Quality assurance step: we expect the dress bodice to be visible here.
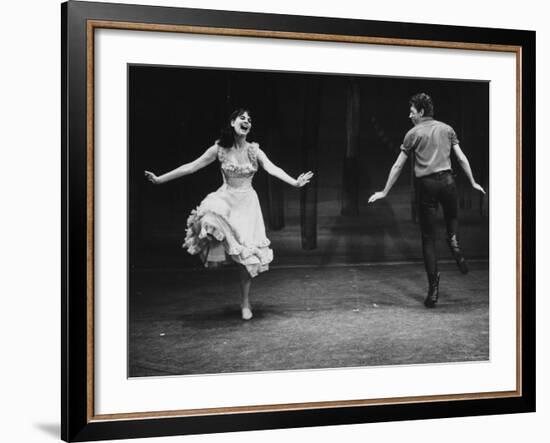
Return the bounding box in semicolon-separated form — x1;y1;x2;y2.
217;143;259;190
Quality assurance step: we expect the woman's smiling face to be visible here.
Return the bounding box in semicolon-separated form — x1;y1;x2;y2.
231;111;252;137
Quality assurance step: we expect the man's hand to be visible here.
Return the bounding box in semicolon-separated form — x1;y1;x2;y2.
472;183;486;194
368;191;387;203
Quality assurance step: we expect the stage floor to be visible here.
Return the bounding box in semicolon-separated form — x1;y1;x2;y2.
129;261;489;377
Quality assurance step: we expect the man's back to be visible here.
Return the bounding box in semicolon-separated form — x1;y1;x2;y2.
401;118;458;177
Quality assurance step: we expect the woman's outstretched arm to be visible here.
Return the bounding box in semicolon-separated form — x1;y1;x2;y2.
144;144;218;184
256;147;313;187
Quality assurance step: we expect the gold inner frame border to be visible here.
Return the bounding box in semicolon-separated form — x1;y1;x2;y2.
85;19;523;423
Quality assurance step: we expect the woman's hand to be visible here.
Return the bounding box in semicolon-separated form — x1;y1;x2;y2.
472;182;486;194
368;191;387;203
144;170;161;185
295;171;314;187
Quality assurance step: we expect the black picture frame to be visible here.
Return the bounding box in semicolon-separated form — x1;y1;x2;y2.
61;1;535;441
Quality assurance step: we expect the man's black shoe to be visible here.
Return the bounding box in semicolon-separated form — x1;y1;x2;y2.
424;272;440;308
448;234;469;274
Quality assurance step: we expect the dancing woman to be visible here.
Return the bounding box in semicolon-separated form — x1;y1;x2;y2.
145;108;313;320
369;93;485;308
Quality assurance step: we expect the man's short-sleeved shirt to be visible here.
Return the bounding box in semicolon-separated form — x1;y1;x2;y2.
400;117;459;178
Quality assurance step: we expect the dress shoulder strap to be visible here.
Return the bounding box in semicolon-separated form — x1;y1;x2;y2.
247;142;259;166
215;142;226;163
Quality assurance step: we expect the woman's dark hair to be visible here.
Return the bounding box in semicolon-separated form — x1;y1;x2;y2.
409;93;434;117
217;108;252;148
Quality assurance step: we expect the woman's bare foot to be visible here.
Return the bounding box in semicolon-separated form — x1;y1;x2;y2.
241;305;253;320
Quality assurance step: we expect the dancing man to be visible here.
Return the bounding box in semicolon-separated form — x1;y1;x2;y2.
368;93;485;307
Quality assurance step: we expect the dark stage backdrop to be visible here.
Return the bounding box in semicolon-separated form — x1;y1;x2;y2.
129;65;489;270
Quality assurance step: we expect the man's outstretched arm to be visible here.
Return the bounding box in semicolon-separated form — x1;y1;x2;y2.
368;151;409;203
452;144;486;194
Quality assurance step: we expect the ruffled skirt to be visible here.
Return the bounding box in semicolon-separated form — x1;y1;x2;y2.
183;184;273;277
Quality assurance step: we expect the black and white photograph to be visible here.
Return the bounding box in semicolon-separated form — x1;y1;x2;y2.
2;0;546;442
130;65;489;377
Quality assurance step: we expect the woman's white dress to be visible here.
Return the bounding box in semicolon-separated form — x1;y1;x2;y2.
183;142;273;277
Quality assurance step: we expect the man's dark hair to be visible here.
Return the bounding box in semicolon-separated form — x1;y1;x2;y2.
409;93;434;117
